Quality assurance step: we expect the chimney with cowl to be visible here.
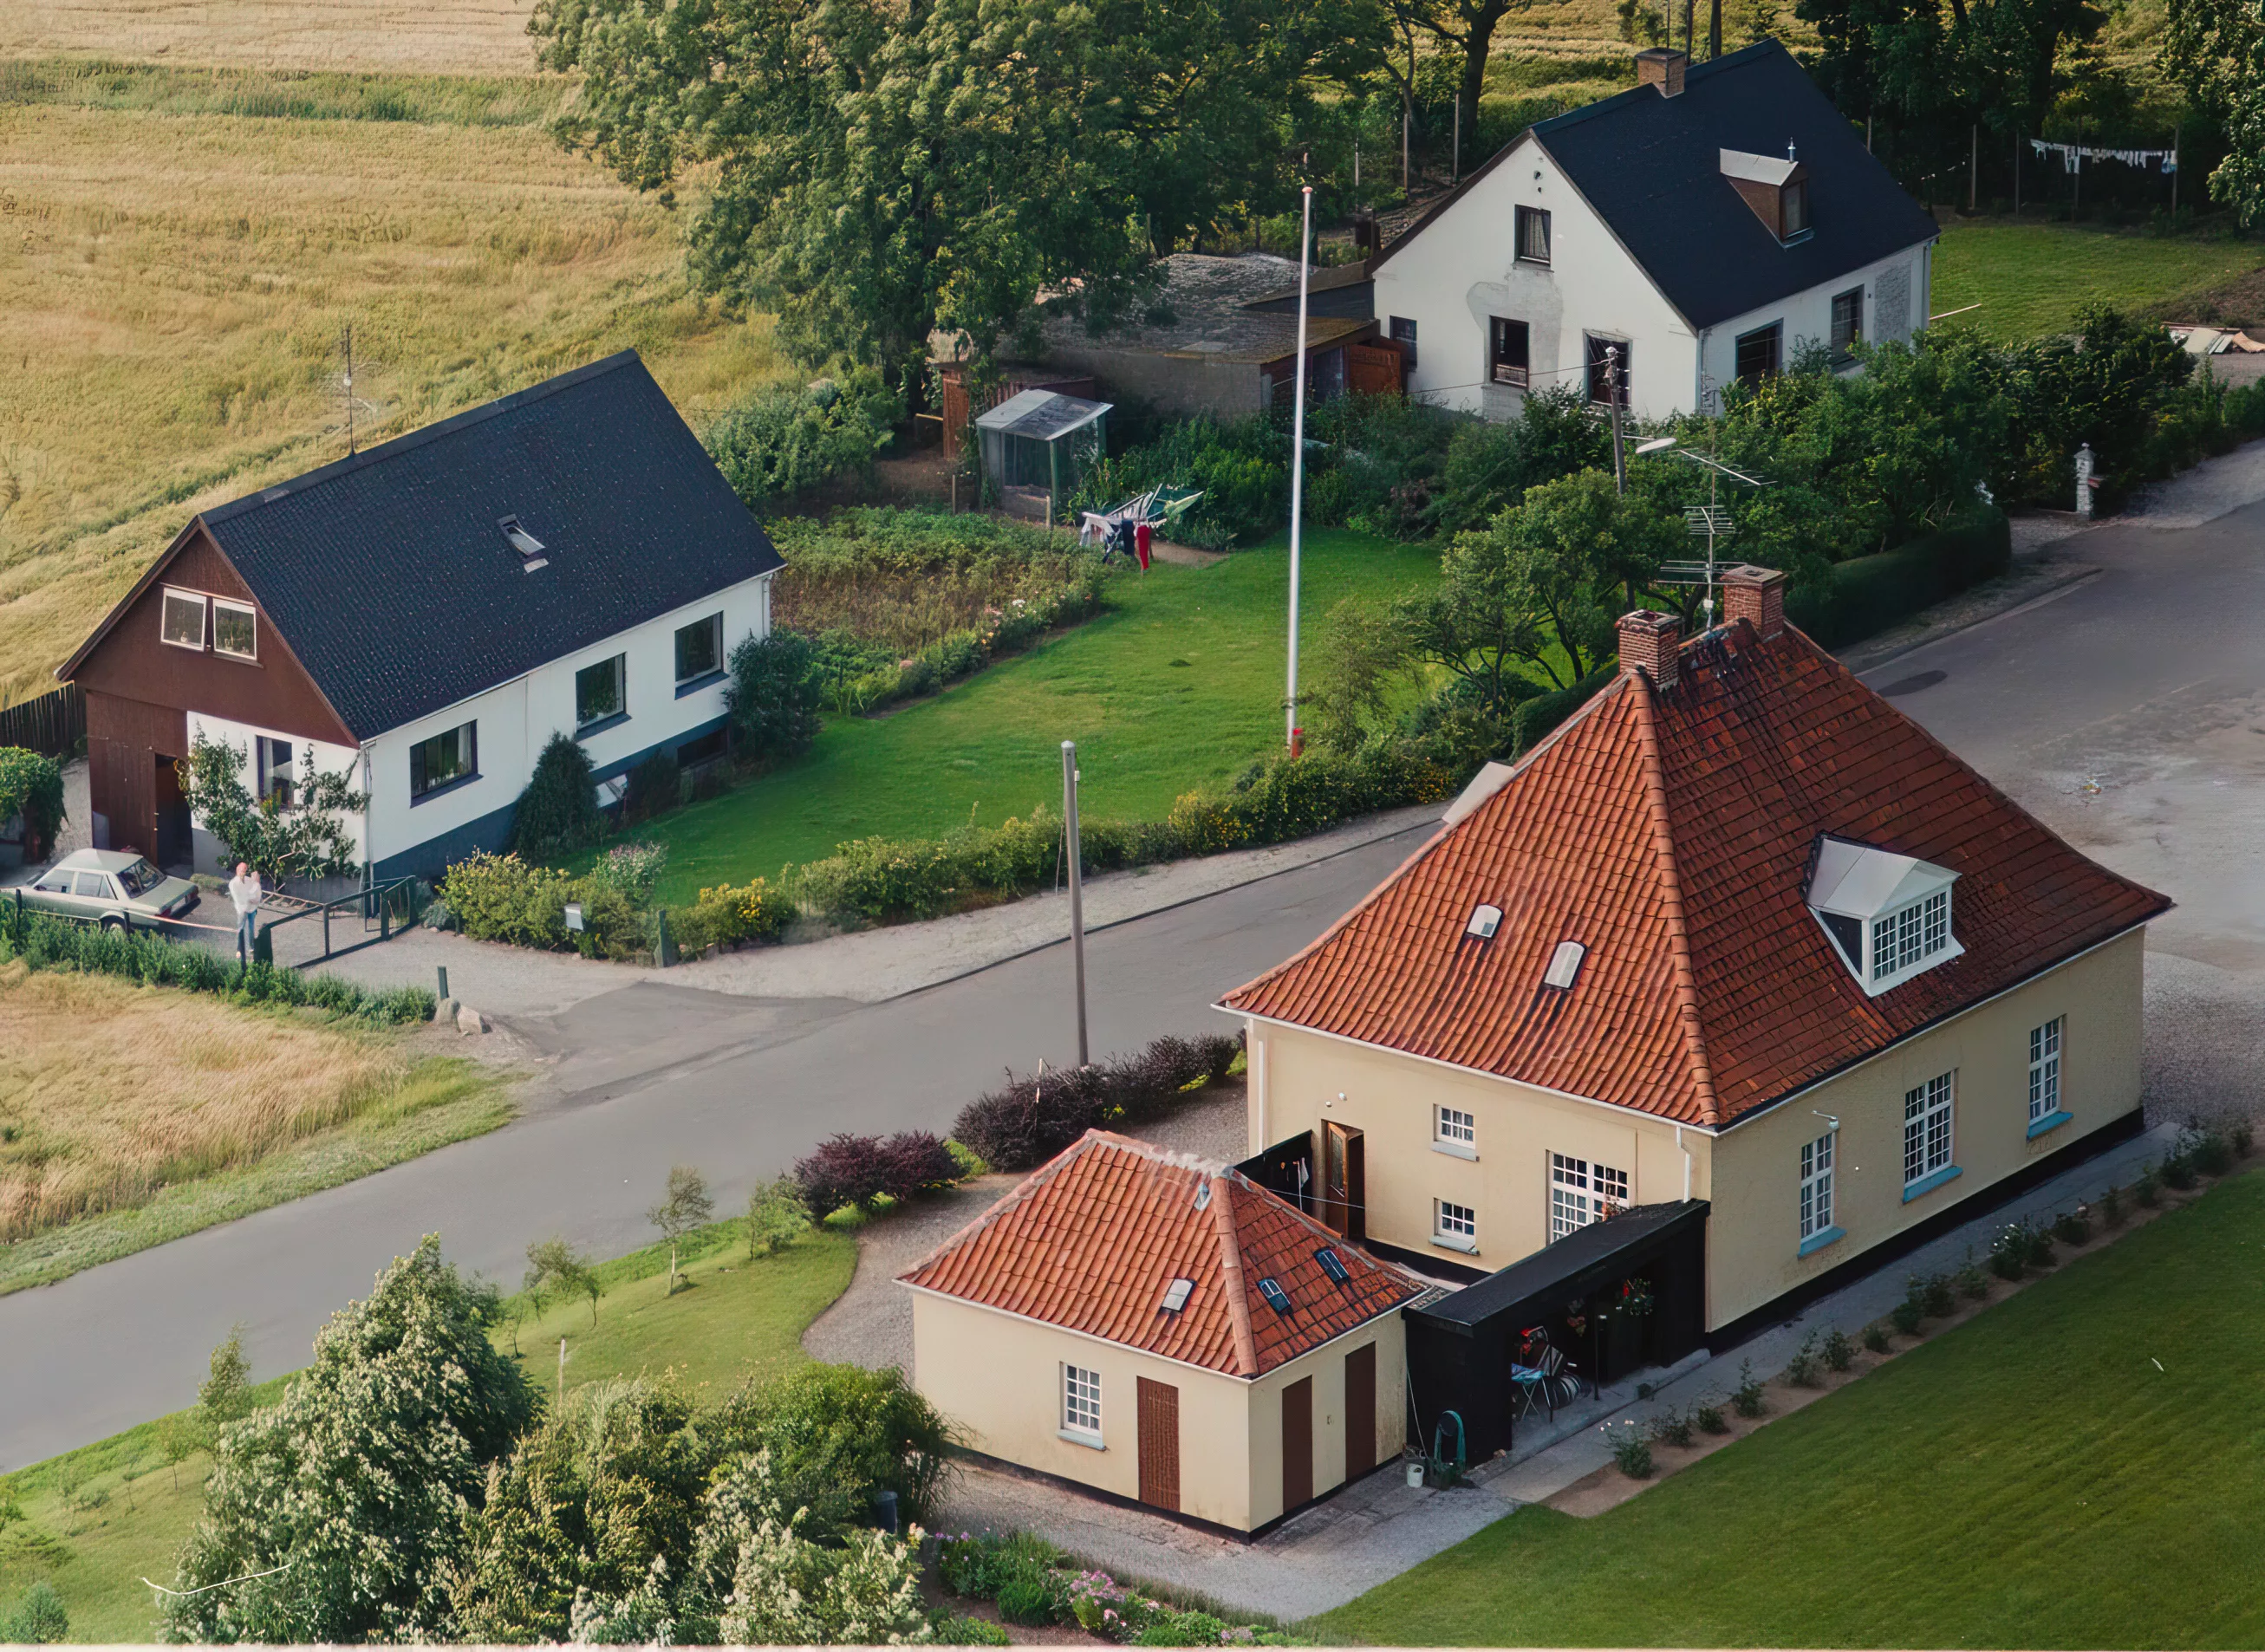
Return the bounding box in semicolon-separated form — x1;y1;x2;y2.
1722;563;1787;639
1617;609;1682;691
1636;47;1689;97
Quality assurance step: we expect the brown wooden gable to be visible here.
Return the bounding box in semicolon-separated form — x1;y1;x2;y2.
69;521;356;748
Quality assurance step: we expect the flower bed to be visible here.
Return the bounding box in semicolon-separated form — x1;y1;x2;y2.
934;1531;1295;1646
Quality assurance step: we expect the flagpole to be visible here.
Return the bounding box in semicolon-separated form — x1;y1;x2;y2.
1285;184;1313;754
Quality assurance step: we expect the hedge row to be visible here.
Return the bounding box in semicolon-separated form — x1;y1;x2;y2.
954;1032;1243;1172
1787;507;2013;649
0;904;433;1024
798;740;1455;927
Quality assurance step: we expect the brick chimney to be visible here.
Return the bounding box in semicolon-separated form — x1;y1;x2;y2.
1636;47;1689;97
1721;564;1787;639
1617;609;1682;691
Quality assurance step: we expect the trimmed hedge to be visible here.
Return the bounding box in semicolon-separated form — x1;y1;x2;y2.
954;1032;1243;1172
1787;507;2012;649
0;903;433;1024
441;851;644;959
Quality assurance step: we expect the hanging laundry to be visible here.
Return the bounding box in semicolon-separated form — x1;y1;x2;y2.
2029;139;2178;174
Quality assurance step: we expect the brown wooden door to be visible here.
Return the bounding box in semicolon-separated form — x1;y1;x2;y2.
1137;1377;1180;1512
1282;1376;1313;1511
1347;341;1405;397
1321;1122;1364;1238
1344;1343;1377;1480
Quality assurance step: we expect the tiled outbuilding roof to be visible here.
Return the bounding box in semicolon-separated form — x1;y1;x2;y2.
899;1132;1426;1378
1222;619;2170;1128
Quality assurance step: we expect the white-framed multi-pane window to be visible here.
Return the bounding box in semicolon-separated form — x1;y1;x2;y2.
1061;1363;1102;1441
160;587;207;651
1800;1132;1835;1242
1871;890;1952;985
1549;1154;1628;1240
212;597;257;660
1903;1073;1956;1187
2028;1018;2064;1123
1435;1200;1477;1252
1435;1105;1475;1149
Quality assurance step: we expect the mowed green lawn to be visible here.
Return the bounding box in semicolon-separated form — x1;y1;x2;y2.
0;1221;856;1642
1313;1169;2265;1649
1934;219;2264;339
640;530;1442;905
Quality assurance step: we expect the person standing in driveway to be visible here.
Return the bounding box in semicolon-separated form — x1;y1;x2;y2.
229;862;263;959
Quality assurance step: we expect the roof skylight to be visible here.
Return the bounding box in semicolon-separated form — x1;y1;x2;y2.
1257;1277;1293;1315
1466;904;1503;940
1314;1247;1351;1285
1160;1277;1194;1314
1544;940;1586;990
498;515;549;573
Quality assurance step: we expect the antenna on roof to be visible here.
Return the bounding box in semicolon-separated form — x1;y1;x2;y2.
330;324;388;458
342;325;357;455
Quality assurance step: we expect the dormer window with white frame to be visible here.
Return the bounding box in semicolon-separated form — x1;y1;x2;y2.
1806;836;1963;996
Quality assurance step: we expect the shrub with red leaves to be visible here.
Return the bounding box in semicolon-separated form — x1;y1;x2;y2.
878;1131;961;1202
952;1030;1245;1171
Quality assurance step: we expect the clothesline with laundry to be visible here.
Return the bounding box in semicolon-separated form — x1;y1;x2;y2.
2028;139;2177;174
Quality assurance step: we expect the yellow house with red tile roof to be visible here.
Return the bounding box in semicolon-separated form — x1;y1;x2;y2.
1222;567;2169;1345
900;1131;1431;1533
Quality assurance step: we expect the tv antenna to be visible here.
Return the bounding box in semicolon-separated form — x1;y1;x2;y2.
1638;417;1768;628
331;324;386;456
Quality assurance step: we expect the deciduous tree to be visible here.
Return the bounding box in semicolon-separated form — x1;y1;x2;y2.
648;1165;714;1294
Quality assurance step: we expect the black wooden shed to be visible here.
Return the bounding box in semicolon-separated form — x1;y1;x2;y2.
1404;1200;1710;1462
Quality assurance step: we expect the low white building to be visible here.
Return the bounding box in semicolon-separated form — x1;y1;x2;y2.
1370;42;1940;422
60;351;783;881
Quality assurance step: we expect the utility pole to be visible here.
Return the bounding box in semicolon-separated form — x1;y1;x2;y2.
2171;122;2180;216
1060;741;1089;1068
1285;185;1313;754
1452;97;1461;185
1608;345;1627;496
1969;124;1977;212
1402;105;1409;194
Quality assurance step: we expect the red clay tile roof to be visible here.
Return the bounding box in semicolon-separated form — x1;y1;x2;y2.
898;1131;1427;1377
1222;620;2170;1128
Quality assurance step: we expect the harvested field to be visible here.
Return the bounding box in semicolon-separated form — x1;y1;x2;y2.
0;0;542;75
1;959;405;1238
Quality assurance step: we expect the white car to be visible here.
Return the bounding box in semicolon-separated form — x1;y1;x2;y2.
18;849;202;928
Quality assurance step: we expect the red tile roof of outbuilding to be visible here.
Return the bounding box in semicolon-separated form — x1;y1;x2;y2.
898;1131;1428;1377
1221;620;2169;1128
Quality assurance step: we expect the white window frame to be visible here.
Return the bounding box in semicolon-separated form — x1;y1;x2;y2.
1549;1153;1628;1241
1799;1132;1836;1244
1434;1199;1477;1253
211;596;257;661
674;613;724;686
2028;1018;2064;1124
1434;1104;1477;1160
1060;1363;1103;1446
1868;888;1953;990
575;652;628;732
1903;1072;1956;1190
160;587;208;652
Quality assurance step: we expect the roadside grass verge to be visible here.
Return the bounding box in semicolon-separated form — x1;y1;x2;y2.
1933;218;2265;340
633;528;1443;905
1310;1168;2265;1649
0;1211;856;1641
0;1055;514;1297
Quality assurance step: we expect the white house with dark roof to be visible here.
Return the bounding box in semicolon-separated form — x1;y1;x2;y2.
57;352;783;881
1370;42;1940;421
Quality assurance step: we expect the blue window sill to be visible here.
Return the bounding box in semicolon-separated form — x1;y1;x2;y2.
674;669;726;699
1902;1164;1963;1204
2027;1109;2073;1140
1797;1225;1845;1258
409;771;480;808
574;711;630;741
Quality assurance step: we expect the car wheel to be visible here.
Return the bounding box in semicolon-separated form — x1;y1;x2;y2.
99;914;125;933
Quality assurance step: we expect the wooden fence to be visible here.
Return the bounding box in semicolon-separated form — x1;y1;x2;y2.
0;683;85;758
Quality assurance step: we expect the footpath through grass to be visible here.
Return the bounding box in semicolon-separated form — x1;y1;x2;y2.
1933;218;2264;340
1313;1168;2265;1649
0;1214;856;1642
640;529;1442;904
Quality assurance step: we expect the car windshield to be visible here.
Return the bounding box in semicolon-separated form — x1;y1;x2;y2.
114;858;162;897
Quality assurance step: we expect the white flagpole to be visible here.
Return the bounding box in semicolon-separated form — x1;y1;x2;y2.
1285;184;1313;753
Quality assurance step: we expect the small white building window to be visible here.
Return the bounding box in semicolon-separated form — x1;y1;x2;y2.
1800;1132;1835;1242
1436;1106;1474;1146
161;588;207;651
1062;1363;1102;1441
1549;1154;1627;1240
1434;1200;1477;1252
212;597;257;660
1904;1073;1956;1189
2029;1018;2064;1124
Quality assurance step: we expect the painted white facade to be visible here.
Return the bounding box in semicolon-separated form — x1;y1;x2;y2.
1372;132;1933;422
185;571;773;876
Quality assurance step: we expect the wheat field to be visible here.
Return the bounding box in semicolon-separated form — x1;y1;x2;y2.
0;959;415;1237
0;95;786;706
0;0;542;75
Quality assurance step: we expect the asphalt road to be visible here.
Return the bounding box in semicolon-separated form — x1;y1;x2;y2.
0;825;1433;1471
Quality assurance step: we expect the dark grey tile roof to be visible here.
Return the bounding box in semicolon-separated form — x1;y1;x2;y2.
1532;42;1939;328
200;352;781;740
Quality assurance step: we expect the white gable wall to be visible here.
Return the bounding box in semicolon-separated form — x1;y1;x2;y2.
1373;134;1699;423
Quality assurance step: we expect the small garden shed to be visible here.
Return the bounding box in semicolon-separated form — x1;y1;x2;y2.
975;389;1111;498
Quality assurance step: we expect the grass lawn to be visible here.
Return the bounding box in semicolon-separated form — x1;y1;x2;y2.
634;529;1442;905
1933;219;2265;340
0;963;517;1293
0;1214;857;1642
1312;1168;2265;1649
